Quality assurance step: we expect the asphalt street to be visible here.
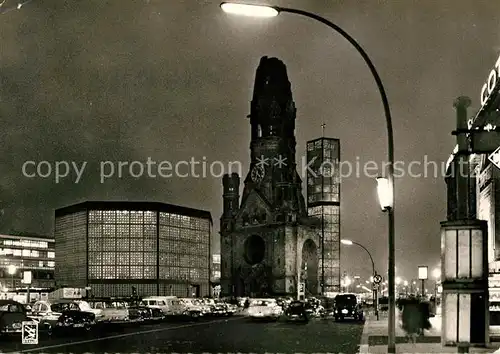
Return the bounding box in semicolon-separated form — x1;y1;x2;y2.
2;316;365;353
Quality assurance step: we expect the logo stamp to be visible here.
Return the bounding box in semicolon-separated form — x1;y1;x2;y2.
21;321;38;345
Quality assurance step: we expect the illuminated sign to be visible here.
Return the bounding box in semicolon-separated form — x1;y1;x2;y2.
418;265;428;280
480;53;500;108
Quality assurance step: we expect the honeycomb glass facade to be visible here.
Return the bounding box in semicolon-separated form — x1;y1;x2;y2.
55;202;212;298
306;138;341;293
0;234;55;290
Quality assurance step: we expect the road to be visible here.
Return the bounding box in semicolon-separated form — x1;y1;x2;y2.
2;316;365;353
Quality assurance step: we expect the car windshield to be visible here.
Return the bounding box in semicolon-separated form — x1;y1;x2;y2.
51;303;80;312
335;295;357;305
0;304;23;312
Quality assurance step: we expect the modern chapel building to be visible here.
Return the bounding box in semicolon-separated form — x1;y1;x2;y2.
54;201;212;298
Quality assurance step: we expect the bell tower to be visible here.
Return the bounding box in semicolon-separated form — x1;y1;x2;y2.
220;56;318;298
242;56;306;221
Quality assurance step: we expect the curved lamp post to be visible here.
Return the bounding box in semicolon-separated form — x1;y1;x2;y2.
220;3;396;351
341;239;379;320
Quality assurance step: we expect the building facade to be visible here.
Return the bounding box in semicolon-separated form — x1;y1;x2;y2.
445;52;500;326
220;56;322;298
55;201;212;298
0;234;55;290
306;138;341;294
212;254;221;282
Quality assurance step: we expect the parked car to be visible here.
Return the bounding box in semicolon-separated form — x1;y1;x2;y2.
247;299;282;321
333;294;364;322
178;298;204;319
0;300;31;338
142;296;183;317
53;308;97;335
284;301;309;322
86;299;130;324
29;300;97;335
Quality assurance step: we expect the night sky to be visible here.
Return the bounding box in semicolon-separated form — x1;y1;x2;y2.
1;0;499;282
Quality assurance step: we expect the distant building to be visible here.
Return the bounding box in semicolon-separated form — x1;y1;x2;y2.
212;254;221;282
54;201;212;298
306;137;341;294
0;233;55;290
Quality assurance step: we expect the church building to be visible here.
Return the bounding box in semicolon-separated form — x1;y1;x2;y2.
220;56;341;297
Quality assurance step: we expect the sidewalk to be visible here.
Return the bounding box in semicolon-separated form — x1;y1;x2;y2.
360;310;500;353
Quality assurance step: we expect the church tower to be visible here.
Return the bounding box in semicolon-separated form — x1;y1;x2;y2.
220;57;320;298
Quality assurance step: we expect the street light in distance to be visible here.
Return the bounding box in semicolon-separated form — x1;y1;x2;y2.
432;268;441;280
7;264;17;275
220;2;279;17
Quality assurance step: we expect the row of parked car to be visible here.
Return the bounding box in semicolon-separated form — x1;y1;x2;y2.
245;294;365;322
0;296;239;339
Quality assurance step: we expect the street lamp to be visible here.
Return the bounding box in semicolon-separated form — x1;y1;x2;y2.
376;177;393;211
341;239;379;320
220;3;396;351
7;265;17;290
220;3;279;17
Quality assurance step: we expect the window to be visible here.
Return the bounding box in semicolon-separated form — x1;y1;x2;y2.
103;210;116;223
130;238;143;251
48;252;55;259
130;266;143;278
103;225;116;237
22;249;30;257
130;252;143;265
116;210;130;223
89;210;102;223
144;211;156;224
48;261;55;267
88;224;102;237
130;225;142;238
130;211;143;224
116;266;129;278
116;252;129;265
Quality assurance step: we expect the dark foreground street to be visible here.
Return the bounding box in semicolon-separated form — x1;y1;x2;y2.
2;316;364;353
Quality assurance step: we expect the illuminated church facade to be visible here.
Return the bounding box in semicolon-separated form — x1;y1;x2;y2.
219;56;341;297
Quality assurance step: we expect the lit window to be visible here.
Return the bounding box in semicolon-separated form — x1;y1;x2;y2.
144;211;156;224
48;261;55;267
13;249;21;256
130;225;142;237
38;261;43;267
48;252;55;259
130;211;144;224
32;250;39;257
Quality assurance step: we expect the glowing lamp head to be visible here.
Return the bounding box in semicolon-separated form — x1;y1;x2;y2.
376;177;393;211
7;265;17;275
395;276;401;285
432;268;441;280
341;239;353;246
220;2;279;17
403;280;408;286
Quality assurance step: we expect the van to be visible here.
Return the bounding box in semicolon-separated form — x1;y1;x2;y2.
142;296;183;316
